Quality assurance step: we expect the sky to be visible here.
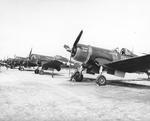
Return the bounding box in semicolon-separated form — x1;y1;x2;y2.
0;0;150;59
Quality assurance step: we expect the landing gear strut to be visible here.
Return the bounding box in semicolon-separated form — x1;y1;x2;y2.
96;66;107;86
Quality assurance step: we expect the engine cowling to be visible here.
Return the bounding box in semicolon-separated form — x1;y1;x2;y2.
72;44;92;64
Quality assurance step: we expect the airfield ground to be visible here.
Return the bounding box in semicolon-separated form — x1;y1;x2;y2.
0;67;150;121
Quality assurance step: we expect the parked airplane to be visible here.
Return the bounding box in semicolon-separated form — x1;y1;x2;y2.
14;56;28;70
28;49;67;75
0;60;9;68
4;55;37;70
22;59;37;69
64;30;150;86
5;57;19;69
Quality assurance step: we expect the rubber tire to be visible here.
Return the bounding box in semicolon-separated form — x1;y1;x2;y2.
74;72;83;82
34;69;39;74
96;75;107;86
18;66;24;71
18;67;21;70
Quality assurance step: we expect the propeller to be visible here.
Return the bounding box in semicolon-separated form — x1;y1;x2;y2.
64;30;83;76
27;48;32;67
71;30;83;57
29;48;32;60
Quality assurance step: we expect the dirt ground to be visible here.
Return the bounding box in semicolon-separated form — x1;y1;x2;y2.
0;67;150;121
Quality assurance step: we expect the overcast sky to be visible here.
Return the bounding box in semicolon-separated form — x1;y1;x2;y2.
0;0;150;59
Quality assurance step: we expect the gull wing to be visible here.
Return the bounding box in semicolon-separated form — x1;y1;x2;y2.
105;54;150;72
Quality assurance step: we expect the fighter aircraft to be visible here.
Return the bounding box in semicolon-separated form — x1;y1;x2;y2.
14;56;28;70
4;55;36;70
5;56;26;70
22;59;38;69
5;57;17;69
64;30;150;86
0;60;9;68
28;49;66;75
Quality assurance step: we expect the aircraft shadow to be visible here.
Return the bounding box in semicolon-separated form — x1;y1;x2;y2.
22;69;34;72
76;77;150;89
82;77;95;82
39;72;63;76
67;77;95;82
108;80;150;89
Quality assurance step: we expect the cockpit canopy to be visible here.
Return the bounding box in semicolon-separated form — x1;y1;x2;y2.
120;48;136;57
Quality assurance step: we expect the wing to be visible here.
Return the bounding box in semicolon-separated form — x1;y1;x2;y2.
104;54;150;72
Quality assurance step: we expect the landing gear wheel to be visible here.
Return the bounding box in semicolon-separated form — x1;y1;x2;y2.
73;71;83;82
39;70;44;75
10;65;14;69
34;69;39;74
96;75;107;86
18;66;24;71
18;66;21;70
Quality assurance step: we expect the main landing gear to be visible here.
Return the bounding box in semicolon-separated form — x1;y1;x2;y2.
34;68;44;74
34;68;54;78
96;66;107;86
18;66;24;71
70;66;107;86
70;70;83;82
96;75;107;86
34;68;40;74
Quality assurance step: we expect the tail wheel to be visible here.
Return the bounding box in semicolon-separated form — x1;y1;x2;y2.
96;75;107;86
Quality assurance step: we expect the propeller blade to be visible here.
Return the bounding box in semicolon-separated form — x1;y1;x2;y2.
71;30;83;57
29;48;32;59
73;30;83;48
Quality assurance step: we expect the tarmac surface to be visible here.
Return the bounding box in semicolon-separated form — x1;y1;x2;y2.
0;67;150;121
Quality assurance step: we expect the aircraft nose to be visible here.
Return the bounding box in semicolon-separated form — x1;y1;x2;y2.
30;55;36;61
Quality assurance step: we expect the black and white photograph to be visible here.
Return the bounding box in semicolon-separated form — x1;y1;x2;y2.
0;0;150;120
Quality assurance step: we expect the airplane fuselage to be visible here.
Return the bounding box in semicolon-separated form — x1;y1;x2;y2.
72;44;136;74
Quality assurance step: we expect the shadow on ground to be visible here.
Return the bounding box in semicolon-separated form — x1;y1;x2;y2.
69;77;150;89
108;79;150;89
39;71;63;76
22;69;34;72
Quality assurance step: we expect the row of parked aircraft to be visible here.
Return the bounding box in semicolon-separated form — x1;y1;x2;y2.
2;49;79;75
1;30;150;86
